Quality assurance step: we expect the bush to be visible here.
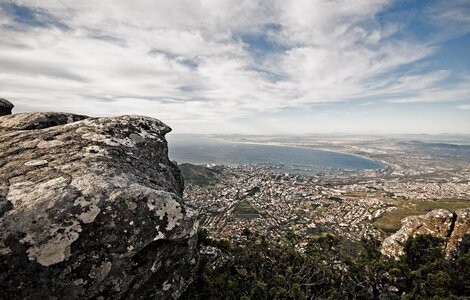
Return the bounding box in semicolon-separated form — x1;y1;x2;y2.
182;232;470;299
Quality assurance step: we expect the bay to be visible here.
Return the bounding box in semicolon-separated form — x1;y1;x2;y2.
167;135;385;176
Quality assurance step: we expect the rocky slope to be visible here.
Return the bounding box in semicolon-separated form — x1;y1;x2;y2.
0;108;199;299
381;208;470;259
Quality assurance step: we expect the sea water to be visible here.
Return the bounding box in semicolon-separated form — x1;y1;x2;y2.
168;135;384;176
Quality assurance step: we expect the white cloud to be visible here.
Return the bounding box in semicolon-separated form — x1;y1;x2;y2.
0;0;469;133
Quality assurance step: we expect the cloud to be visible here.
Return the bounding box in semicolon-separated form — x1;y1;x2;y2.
0;2;69;30
426;0;470;41
457;104;470;110
0;0;469;133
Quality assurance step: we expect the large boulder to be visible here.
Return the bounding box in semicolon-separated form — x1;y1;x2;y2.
381;208;470;259
0;112;198;299
0;98;14;116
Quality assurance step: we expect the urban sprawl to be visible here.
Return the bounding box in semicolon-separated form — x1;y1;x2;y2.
183;139;470;250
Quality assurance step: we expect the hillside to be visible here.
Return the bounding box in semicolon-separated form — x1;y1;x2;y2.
179;163;221;186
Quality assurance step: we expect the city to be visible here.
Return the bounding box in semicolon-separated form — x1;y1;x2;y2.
182;138;470;249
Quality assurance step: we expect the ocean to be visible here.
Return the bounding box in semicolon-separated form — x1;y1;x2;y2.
167;135;385;176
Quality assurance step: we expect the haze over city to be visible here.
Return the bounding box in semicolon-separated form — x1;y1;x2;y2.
1;0;470;134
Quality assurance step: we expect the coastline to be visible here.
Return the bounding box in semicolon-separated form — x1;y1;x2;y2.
215;138;390;171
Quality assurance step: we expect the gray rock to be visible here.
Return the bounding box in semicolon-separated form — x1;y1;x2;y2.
0;112;199;299
199;245;229;270
447;208;470;258
0;112;88;130
0;98;14;116
381;208;470;259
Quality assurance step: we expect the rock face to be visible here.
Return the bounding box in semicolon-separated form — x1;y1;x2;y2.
199;246;229;270
381;208;470;259
0;98;14;116
0;112;199;299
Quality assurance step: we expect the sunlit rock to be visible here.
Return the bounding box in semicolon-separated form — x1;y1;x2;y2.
381;208;470;259
0;108;198;299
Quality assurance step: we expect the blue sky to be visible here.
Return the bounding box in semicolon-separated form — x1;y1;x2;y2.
0;0;469;134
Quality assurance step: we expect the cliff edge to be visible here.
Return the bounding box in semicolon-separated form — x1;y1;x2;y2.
0;108;198;299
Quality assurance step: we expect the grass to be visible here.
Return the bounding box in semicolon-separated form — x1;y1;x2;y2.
344;191;367;197
233;201;260;217
374;198;470;234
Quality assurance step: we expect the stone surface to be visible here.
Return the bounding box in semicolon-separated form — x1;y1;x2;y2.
381;208;470;259
0;98;14;116
0;112;199;299
0;112;87;130
447;208;470;258
199;246;229;270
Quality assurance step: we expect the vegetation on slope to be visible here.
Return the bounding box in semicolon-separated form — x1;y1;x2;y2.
179;163;221;186
183;231;470;299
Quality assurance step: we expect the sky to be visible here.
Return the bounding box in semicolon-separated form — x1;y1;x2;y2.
1;0;470;135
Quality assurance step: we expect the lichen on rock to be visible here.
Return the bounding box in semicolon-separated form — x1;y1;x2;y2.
0;110;198;299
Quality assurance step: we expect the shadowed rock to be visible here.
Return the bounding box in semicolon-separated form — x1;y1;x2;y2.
0;112;198;299
381;208;470;259
0;98;14;116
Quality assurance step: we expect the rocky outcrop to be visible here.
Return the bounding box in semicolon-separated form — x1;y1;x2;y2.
0;98;14;116
381;208;470;259
0;111;87;130
0;111;199;299
199;246;230;270
447;209;470;258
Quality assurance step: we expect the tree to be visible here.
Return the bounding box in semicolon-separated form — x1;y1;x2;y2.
403;234;444;270
250;280;268;300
